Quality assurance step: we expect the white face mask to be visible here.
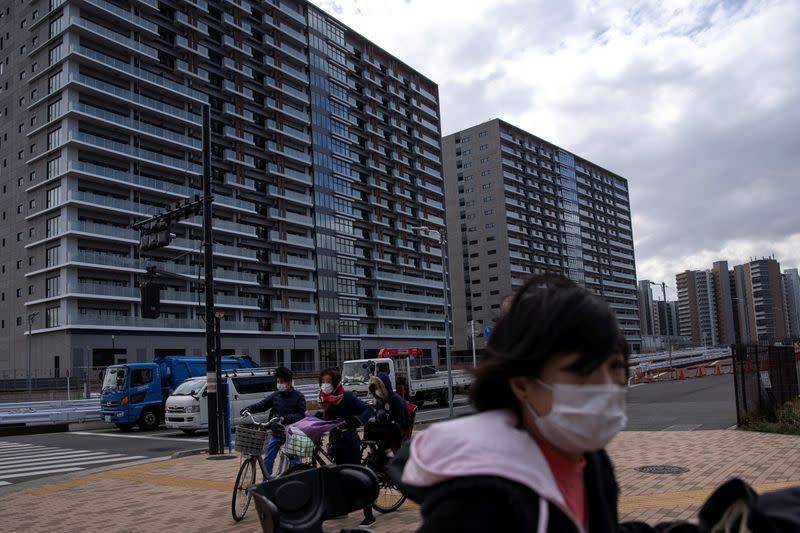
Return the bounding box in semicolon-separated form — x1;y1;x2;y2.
277;383;289;392
320;383;333;395
526;380;627;454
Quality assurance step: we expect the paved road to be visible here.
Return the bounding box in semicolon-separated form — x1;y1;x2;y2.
1;377;735;486
626;374;735;431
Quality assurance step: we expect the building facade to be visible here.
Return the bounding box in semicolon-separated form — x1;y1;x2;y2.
732;258;787;343
442;119;640;353
637;280;655;337
784;268;800;338
712;261;737;345
0;0;447;377
676;270;719;346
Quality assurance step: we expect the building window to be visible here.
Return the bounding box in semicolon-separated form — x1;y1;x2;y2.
485;223;495;229
47;127;61;150
488;249;497;255
47;157;61;178
46;306;59;327
489;276;498;282
46;215;60;237
46;276;59;298
16;317;22;326
47;99;61;121
480;144;488;150
479;131;488;138
484;209;494;215
46;185;60;208
46;245;60;267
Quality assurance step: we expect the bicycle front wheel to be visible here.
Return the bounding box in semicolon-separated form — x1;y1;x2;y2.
372;469;407;513
231;457;257;522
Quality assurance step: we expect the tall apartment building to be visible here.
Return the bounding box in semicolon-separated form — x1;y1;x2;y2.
653;299;679;337
0;0;447;377
784;268;800;338
712;261;737;345
732;258;787;343
442;119;640;352
675;270;719;345
637;280;656;336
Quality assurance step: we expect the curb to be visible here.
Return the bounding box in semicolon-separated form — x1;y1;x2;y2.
171;448;207;459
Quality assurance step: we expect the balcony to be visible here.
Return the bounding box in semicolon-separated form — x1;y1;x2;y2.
269;277;316;291
269;254;315;270
374;290;443;306
267;185;312;206
63;312;260;332
73;17;158;59
374;328;442;338
65;282;260;309
270;301;317;313
267;208;314;227
83;0;159;34
269;230;314;248
267;163;312;185
376;309;443;322
175;11;210;35
71;132;202;174
376;271;443;289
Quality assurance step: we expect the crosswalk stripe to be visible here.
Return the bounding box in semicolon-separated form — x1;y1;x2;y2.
0;448;57;458
0;448;96;461
0;481;10;486
0;446;49;456
0;444;42;452
0;451;112;467
0;455;139;475
0;467;85;479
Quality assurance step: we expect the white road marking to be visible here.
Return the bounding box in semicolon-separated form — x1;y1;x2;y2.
0;451;111;466
0;467;84;479
70;431;207;443
0;481;10;486
0;455;142;475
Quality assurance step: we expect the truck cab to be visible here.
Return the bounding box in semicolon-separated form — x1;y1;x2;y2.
100;363;162;431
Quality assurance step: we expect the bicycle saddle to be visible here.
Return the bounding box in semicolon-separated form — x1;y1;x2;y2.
250;464;379;533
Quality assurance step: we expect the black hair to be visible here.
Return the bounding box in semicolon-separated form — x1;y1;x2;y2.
275;367;293;382
470;274;623;417
319;367;341;387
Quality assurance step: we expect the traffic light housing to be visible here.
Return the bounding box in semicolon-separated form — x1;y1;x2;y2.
140;282;161;319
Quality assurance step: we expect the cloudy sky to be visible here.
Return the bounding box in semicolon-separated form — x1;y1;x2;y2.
310;0;799;298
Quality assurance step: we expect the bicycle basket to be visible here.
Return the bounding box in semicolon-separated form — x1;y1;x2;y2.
283;428;315;458
234;425;268;456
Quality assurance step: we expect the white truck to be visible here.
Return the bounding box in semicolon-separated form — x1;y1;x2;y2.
341;347;472;407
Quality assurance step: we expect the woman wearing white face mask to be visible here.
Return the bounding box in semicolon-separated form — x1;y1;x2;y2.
391;274;662;533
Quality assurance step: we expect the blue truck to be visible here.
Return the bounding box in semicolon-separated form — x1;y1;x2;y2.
100;356;259;431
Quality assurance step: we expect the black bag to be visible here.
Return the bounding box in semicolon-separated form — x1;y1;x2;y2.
695;478;800;532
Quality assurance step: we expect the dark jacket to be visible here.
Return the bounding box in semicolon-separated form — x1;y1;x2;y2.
246;388;306;426
323;390;374;465
388;410;669;533
369;373;410;431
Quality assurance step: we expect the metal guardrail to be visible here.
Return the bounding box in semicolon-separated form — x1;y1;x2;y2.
636;348;732;372
0;399;101;426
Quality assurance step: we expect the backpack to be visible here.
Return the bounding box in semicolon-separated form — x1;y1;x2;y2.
403;400;418;440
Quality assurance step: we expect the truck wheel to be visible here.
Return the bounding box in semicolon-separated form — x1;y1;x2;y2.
115;423;135;432
436;392;450;407
181;429;197;435
139;409;161;431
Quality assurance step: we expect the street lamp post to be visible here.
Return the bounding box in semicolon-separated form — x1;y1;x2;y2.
411;226;454;418
469;320;479;368
27;312;39;398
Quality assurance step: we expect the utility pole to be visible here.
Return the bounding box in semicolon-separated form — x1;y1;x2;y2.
411;226;454;417
200;105;224;455
27;312;38;398
470;320;477;368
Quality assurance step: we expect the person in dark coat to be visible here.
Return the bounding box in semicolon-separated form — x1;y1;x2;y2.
367;372;409;454
240;367;305;476
317;367;375;526
390;275;681;533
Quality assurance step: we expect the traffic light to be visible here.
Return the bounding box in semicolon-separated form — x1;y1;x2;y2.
140;282;161;319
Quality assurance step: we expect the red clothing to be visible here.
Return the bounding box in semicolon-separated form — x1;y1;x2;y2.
540;442;587;528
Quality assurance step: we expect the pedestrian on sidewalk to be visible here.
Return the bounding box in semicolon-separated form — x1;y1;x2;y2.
391;274;664;533
240;367;306;476
316;367;376;526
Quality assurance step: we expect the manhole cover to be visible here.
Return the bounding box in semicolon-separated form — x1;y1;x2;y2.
636;465;689;475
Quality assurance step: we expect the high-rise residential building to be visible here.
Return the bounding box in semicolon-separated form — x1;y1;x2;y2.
731;258;787;343
712;261;737;345
0;0;447;377
442;119;640;352
783;268;800;338
653;299;679;337
676;270;718;345
637;280;655;336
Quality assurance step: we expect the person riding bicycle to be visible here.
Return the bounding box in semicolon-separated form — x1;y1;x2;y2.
317;367;376;526
367;372;410;457
240;367;306;476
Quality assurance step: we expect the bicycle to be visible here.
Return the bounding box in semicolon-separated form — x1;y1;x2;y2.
285;416;408;514
231;413;294;522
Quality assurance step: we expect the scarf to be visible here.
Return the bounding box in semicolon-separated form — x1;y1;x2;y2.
319;383;345;410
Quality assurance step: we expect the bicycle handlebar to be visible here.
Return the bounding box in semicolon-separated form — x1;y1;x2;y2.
241;412;281;429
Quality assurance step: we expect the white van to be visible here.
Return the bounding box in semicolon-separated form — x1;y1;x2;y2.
165;368;276;434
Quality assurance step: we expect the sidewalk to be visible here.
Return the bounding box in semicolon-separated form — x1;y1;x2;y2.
3;430;799;532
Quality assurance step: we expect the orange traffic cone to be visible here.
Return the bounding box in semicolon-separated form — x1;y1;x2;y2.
716;364;722;375
696;366;704;378
679;369;685;380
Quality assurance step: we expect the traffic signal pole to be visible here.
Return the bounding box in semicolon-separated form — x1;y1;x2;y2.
202;105;224;455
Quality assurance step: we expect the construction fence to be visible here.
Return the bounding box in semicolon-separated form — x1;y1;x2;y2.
731;343;800;425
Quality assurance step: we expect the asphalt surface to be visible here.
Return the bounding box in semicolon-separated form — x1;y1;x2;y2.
0;377;735;487
626;374;736;431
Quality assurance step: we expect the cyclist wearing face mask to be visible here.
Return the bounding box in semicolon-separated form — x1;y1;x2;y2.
391;275;661;533
240;367;306;476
